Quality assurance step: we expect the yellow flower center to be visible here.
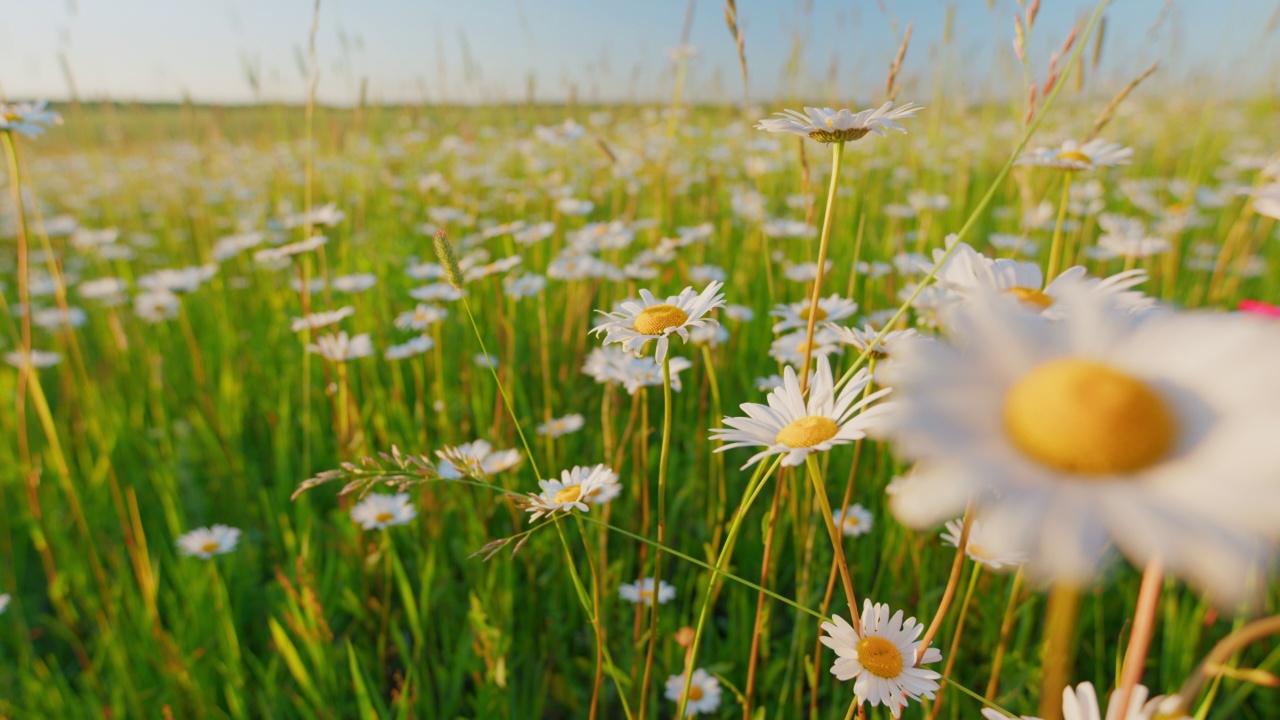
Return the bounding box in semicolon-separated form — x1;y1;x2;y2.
687;685;705;702
638;588;654;602
795;340;814;355
843;515;861;528
856;636;904;679
374;511;395;524
800;303;828;321
1166;202;1190;214
1006;286;1054;310
1055;149;1093;165
554;485;583;504
200;541;221;554
824;116;835;128
1003;359;1177;476
633;304;689;335
775;415;839;448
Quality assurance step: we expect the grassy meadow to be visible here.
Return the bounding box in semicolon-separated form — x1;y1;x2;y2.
2;8;1280;720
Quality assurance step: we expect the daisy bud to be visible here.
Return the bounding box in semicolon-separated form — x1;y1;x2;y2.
433;229;465;290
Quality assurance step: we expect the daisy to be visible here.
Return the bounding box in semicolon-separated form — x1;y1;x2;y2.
254;235;328;264
1253;182;1280;220
978;681;1190;720
436;440;523;479
291;306;356;332
619;578;676;606
939;518;1024;571
826;323;920;361
307;332;374;362
819;600;943;718
503;273;547;299
4;349;64;369
756;102;923;143
384;335;433;361
176;525;241;560
0;594;9;615
0;101;62;137
537;414;585;438
664;668;723;717
332;273;377;294
931;242;1156;318
591;281;726;364
880;292;1280;605
1017;139;1133;171
711;354;892;469
770;294;859;333
394;303;446;331
768;327;843;366
350;493;417;530
523;465;621;522
134;290;181;323
834;504;874;537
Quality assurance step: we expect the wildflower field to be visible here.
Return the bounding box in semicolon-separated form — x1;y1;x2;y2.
2;2;1280;719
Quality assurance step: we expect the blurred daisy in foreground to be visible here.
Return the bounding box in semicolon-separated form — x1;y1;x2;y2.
882;292;1280;605
437;440;522;479
979;681;1189;720
820;600;942;718
1017;138;1133;171
619;578;676;606
537;414;585;438
665;668;722;717
770;294;859;333
756;102;922;143
592;281;726;364
350;493;417;530
712;354;891;469
0;594;9;615
834;504;874;537
177;525;241;560
0;100;62;136
522;465;621;522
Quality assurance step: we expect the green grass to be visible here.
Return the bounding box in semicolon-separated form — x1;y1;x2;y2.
0;81;1277;720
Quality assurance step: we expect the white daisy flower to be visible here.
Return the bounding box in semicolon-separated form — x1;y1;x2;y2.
307;331;374;362
350;493;417;530
881;292;1280;605
591;281;726;364
835;504;874;537
523;464;621;522
436;440;522;479
332;273;377;294
4;349;64;369
711;354;892;469
826;323;920;361
292;306;356;332
618;577;676;606
768;327;843;366
177;525;241;560
931;242;1156;318
394;303;447;331
978;681;1191;720
819;600;943;718
754;374;785;392
134;290;181;323
0;100;62;137
1252;182;1280;220
0;593;8;614
770;294;859;333
1017;138;1133;171
756;102;923;143
724;304;755;322
939;518;1024;572
664;668;723;717
384;335;433;361
537;413;585;438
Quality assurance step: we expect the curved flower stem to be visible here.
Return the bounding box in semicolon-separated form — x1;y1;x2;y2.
985;567;1025;700
637;355;674;719
1174;614;1280;715
1045;170;1075;282
799;140;846;391
804;454;859;628
1109;557;1164;718
676;457;780;719
917;504;974;665
460;295;541;480
1038;583;1082;720
930;562;983;719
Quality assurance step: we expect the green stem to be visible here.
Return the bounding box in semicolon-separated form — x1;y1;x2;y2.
1045;171;1074;282
637;354;674;718
460;295;541;480
799;140;846;390
805;454;859;627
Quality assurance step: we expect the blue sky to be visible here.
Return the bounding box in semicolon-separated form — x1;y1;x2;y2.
0;1;1275;105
